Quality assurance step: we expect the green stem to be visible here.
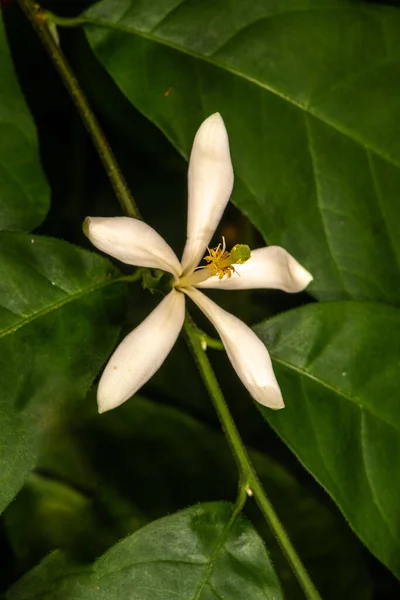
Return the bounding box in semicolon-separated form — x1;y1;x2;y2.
199;333;224;351
184;317;322;600
117;270;144;285
191;325;224;351
40;12;87;28
18;4;318;597
17;0;140;220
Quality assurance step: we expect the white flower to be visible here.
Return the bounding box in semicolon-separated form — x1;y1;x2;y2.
85;113;312;413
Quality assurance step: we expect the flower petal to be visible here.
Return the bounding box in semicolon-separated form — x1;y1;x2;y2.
197;246;313;292
97;290;185;413
180;113;234;276
85;216;182;277
184;287;284;409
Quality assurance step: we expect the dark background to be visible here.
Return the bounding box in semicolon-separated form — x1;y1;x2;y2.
1;0;400;598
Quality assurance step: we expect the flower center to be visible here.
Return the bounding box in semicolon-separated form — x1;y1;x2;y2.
175;238;251;288
204;239;251;279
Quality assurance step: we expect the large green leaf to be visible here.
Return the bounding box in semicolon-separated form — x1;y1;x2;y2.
254;302;400;578
0;15;50;231
6;502;283;600
0;232;125;514
5;396;373;599
82;0;400;303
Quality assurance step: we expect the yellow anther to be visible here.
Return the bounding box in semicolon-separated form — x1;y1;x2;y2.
203;237;251;279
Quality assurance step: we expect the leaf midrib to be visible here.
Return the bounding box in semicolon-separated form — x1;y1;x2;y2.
191;505;241;600
0;276;123;341
83;9;400;170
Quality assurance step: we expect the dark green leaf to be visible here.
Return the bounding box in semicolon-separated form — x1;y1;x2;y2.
6;502;283;600
6;396;372;599
255;302;400;578
3;473;92;568
0;15;50;231
0;232;126;514
83;0;400;302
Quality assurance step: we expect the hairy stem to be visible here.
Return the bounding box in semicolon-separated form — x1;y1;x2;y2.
17;0;140;219
184;316;322;600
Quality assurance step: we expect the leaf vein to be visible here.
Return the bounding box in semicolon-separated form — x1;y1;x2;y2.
206;581;225;600
150;0;188;33
190;507;237;600
83;9;400;171
0;277;120;341
299;375;339;495
308;57;400;109
366;150;400;273
303;113;348;295
359;412;400;546
272;355;400;435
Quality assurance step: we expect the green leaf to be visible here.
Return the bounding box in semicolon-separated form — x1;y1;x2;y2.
0;232;126;515
6;502;283;600
255;302;400;578
83;0;400;302
7;396;372;598
3;473;93;568
0;15;50;231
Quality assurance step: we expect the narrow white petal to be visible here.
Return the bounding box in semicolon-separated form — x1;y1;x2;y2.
197;246;313;293
185;288;284;409
181;113;234;275
97;290;185;412
85;216;181;277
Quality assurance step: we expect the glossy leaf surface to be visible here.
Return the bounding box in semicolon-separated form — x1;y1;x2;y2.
0;232;125;514
83;0;400;302
7;502;283;600
255;302;400;578
0;15;50;231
